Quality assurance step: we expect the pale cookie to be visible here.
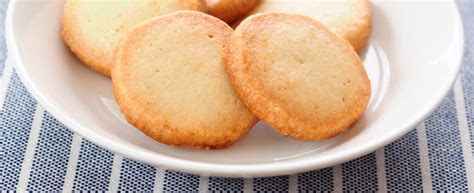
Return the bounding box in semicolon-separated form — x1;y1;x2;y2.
207;0;260;23
242;0;371;52
62;0;207;77
112;11;257;149
225;13;371;140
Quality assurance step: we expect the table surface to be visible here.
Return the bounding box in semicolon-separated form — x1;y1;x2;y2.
1;0;474;192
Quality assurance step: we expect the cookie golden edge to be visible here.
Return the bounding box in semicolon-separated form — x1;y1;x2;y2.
342;0;372;53
230;0;372;53
224;13;371;141
207;0;260;23
61;0;110;76
112;11;257;149
61;0;208;77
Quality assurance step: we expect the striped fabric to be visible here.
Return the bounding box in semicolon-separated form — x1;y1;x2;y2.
1;1;474;192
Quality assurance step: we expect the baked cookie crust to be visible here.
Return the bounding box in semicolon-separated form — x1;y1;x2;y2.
112;11;257;149
225;13;371;140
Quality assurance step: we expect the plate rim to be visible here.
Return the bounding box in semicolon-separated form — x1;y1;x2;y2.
5;0;465;177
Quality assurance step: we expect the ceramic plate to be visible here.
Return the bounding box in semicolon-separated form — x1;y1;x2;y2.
6;0;464;177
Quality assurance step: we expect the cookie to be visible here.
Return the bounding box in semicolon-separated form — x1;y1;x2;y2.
242;0;371;52
62;0;207;77
206;0;260;23
112;11;257;149
225;13;371;140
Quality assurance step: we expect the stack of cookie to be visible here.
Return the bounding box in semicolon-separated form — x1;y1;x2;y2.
62;0;371;149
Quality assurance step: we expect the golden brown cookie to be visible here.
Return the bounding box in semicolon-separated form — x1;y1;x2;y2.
62;0;207;77
112;11;257;149
225;13;371;140
206;0;260;23
241;0;371;52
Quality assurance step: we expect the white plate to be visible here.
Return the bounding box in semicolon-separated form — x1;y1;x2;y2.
6;0;464;177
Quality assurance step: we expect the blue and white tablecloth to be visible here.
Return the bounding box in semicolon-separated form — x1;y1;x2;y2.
1;0;473;192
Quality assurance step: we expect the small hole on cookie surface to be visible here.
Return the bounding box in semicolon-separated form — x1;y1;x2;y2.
295;57;305;64
208;34;214;39
342;80;352;86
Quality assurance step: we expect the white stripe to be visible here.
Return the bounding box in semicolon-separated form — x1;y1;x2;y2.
108;155;123;192
0;57;14;110
153;167;165;193
453;78;474;192
375;149;387;193
62;133;83;192
333;165;343;193
16;105;45;192
288;174;298;192
243;178;253;193
198;176;209;193
416;122;433;192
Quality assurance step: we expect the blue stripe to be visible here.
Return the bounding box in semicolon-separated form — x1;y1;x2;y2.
458;0;474;167
425;92;468;191
163;171;199;192
342;153;378;191
0;0;8;77
298;168;333;191
253;175;288;192
208;177;243;192
72;140;114;191
117;159;155;191
26;112;73;191
0;72;37;189
384;130;423;191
